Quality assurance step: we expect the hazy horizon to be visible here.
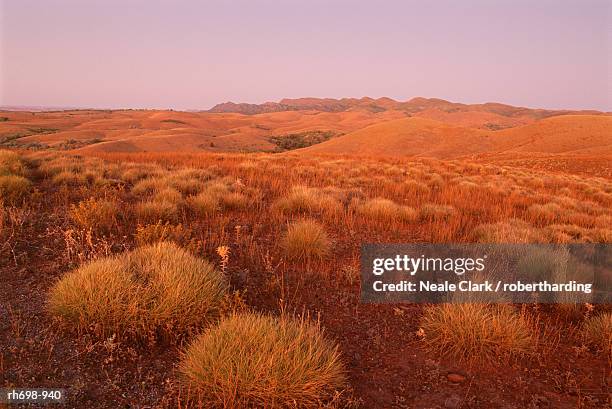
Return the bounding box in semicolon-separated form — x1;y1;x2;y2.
1;0;610;111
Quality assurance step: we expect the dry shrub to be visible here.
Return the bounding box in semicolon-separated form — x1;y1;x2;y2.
203;180;231;197
356;198;417;222
419;203;456;221
592;190;611;206
0;175;31;203
404;180;430;196
273;186;340;215
38;157;82;176
281;220;330;261
135;200;179;223
544;224;611;244
590;228;612;243
121;165;163;183
581;312;611;355
0;150;26;176
196;179;253;211
132;177;168;196
70;198;120;233
237;160;258;170
219;192;248;210
188;193;219;216
48;242;228;341
168;176;204;195
427;173;445;189
153;187;183;204
135;221;188;245
527;203;563;224
52;170;86;186
420;304;535;364
593;214;612;229
179;312;346;408
473;219;546;243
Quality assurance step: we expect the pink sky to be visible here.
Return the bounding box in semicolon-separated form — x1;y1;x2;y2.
1;0;610;110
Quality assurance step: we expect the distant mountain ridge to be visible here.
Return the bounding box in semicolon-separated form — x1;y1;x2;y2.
208;96;604;118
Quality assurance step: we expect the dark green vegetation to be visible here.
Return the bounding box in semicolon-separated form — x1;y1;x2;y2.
269;130;339;151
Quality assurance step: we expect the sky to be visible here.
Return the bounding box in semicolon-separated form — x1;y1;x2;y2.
1;0;610;111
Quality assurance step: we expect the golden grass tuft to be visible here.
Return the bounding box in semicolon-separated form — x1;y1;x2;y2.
419;304;535;363
70;198;120;233
356;198;417;222
188;193;219;216
527;203;563;224
135;199;180;224
48;242;228;340
0;175;31;203
473;219;546;243
581;313;611;355
273;186;341;216
135;221;188;246
153;187;183;204
52;170;86;186
168;176;204;195
281;219;330;261
131;177;168;196
219;191;248;210
419;203;456;221
0;149;26;176
179;312;346;408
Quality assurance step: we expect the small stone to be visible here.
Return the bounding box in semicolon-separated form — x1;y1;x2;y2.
447;373;466;383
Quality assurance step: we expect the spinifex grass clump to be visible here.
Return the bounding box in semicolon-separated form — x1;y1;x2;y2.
273;185;341;216
0;149;26;176
135;199;180;223
281;219;330;261
70;197;120;233
0;175;31;204
179;312;347;408
581;312;611;355
356;197;417;222
48;242;228;341
0;150;31;203
419;304;536;364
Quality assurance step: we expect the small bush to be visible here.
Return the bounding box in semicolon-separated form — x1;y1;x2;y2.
527;203;563;224
0;175;31;203
135;200;179;223
121;166;162;183
357;198;417;222
281;220;330;261
0;150;26;176
581;313;611;355
70;198;120;233
135;221;188;246
419;304;535;363
188;193;219;216
153;187;183;204
219;192;247;210
473;219;546;243
179;313;346;407
169;176;203;195
273;186;340;216
419;203;456;221
52;170;86;186
48;242;228;341
132;177;166;196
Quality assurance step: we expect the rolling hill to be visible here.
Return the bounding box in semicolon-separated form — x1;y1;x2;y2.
299;115;612;159
1;98;609;157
